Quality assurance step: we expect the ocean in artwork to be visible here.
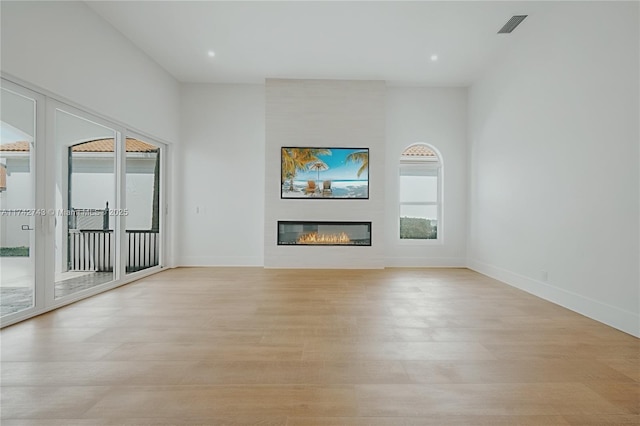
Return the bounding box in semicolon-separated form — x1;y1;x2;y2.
281;147;369;199
282;179;368;198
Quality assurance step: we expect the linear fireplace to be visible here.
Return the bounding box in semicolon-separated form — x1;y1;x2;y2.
278;221;372;246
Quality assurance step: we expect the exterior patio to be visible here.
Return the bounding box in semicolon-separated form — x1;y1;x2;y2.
0;257;113;316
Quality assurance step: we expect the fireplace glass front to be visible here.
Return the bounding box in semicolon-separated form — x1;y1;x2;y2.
277;221;372;246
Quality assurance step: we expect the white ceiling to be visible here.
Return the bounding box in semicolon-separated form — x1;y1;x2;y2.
87;1;551;86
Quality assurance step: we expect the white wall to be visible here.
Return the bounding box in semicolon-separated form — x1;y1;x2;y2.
468;2;639;336
1;1;180;144
2;0;179;268
178;84;265;266
385;87;467;266
265;79;386;268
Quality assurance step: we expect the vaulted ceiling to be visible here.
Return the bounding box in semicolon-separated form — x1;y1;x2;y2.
87;1;553;86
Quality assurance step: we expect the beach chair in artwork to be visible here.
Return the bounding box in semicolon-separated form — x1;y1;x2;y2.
304;180;317;194
322;180;332;196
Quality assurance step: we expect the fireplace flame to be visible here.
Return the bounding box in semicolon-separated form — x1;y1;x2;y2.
298;231;351;245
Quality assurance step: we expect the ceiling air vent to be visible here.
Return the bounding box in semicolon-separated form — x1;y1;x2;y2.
498;15;528;34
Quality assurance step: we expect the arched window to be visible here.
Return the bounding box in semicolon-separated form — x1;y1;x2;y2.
399;143;441;240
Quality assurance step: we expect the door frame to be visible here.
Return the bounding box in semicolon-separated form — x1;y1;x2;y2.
0;79;47;324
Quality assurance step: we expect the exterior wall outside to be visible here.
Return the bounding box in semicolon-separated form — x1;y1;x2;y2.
1;156;155;246
0;158;31;247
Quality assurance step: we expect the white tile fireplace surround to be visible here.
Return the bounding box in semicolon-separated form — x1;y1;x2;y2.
264;79;385;268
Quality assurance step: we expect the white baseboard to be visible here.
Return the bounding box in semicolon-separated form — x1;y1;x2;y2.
178;256;264;267
264;256;385;269
385;257;466;268
467;258;640;338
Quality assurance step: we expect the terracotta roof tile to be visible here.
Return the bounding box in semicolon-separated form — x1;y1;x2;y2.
0;138;157;153
0;141;30;151
401;145;436;157
73;138;158;152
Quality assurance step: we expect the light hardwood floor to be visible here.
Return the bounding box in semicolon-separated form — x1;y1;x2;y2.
1;267;638;425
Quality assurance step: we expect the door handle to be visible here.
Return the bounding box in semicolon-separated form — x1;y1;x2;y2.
21;225;34;231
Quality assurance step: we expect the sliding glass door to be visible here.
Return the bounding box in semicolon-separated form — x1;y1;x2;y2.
0;77;166;327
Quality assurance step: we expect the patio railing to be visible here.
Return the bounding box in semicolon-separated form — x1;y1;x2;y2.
68;230;159;273
126;230;160;273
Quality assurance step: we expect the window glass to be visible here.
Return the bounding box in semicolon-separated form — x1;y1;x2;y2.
399;144;441;241
125;138;161;274
399;175;437;203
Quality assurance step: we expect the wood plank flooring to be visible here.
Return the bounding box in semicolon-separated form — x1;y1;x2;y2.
1;267;638;425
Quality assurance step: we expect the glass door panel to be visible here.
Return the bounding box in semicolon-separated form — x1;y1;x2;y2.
125;137;161;274
0;88;36;317
54;108;117;299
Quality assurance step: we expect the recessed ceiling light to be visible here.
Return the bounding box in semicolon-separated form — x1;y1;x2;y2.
207;50;215;58
430;54;438;62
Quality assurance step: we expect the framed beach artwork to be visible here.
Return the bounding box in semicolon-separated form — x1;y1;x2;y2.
281;147;369;199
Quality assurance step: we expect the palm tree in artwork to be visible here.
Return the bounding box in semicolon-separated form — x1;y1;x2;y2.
281;149;302;188
281;148;330;191
345;150;369;178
